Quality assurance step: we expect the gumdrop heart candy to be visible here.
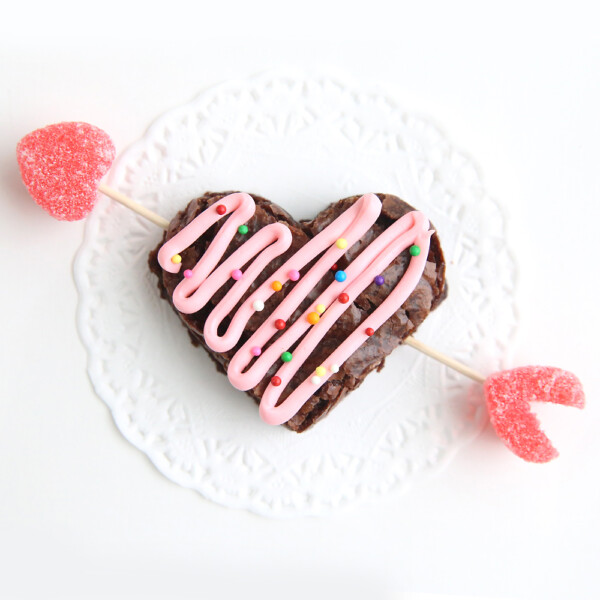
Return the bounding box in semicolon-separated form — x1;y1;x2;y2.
17;122;115;221
484;366;585;463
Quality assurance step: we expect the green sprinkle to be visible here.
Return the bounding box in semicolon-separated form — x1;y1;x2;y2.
281;351;293;363
409;245;421;257
238;224;249;235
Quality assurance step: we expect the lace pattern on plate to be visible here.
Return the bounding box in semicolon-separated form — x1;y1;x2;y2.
74;71;517;517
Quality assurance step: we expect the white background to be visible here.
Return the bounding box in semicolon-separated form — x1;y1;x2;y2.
1;2;599;599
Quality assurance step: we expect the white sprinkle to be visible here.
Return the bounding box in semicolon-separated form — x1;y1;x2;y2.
311;376;321;385
330;364;339;373
253;300;265;312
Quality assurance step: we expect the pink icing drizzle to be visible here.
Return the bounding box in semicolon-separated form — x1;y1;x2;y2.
158;192;433;426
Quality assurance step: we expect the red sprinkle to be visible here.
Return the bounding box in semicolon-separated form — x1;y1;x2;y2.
330;263;338;271
216;204;226;215
274;319;286;330
338;293;349;303
271;376;282;386
365;327;375;336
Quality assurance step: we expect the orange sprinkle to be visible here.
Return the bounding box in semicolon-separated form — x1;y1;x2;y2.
307;312;320;325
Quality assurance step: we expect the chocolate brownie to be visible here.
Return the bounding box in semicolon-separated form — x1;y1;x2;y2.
149;192;447;432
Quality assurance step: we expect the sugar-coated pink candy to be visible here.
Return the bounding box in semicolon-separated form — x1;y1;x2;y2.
17;122;115;221
484;366;584;463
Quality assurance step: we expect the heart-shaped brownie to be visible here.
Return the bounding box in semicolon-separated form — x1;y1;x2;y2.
149;192;446;432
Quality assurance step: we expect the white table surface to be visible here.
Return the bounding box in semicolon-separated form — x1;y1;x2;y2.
1;2;598;599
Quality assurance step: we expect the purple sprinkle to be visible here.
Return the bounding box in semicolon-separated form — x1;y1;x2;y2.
374;275;385;286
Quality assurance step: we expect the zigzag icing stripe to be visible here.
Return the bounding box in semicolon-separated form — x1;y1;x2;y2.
158;193;432;425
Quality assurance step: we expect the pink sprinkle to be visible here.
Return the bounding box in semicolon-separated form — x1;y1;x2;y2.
231;269;243;280
251;346;262;357
17;122;115;221
288;269;300;281
484;366;585;463
183;269;193;278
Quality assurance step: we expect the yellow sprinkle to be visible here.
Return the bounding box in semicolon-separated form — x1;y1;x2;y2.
271;280;283;292
316;304;326;314
336;238;347;249
171;254;182;264
315;366;326;377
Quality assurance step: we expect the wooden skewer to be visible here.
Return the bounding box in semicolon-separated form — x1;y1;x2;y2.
403;337;486;383
99;183;170;229
100;183;488;385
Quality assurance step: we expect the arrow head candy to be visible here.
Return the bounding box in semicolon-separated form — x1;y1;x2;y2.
484;366;585;463
17;122;115;221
